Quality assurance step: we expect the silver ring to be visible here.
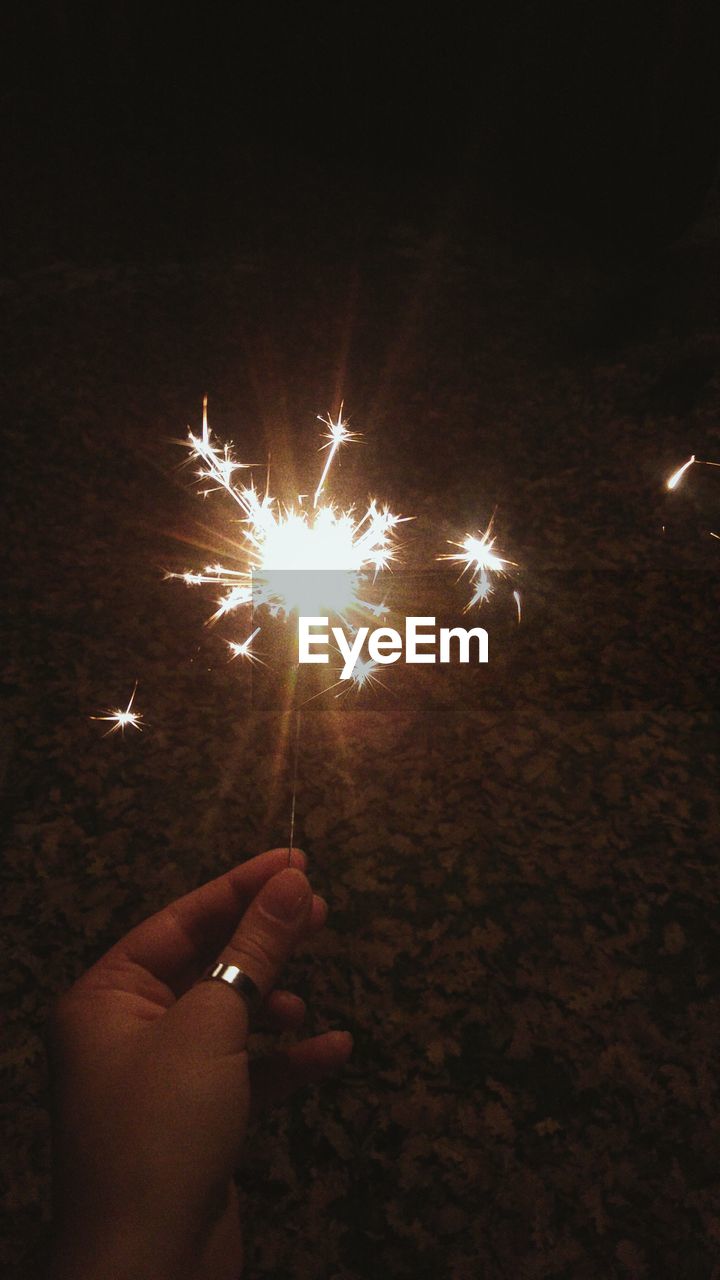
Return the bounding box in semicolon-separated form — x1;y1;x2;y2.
204;963;261;1012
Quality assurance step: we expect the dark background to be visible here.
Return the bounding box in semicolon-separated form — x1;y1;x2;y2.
2;4;720;1278
4;1;720;260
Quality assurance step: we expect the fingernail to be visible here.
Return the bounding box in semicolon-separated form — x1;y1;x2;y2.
263;868;310;921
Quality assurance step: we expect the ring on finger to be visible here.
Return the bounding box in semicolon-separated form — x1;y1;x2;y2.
203;962;262;1017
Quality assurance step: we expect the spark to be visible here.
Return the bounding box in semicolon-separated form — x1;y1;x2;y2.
313;405;360;507
311;655;384;700
513;590;522;623
442;527;514;577
439;520;516;610
467;569;494;608
296;644;389;707
344;656;384;694
666;455;695;490
91;683;144;736
227;626;264;665
366;598;389;618
171;401;404;624
666;455;720;490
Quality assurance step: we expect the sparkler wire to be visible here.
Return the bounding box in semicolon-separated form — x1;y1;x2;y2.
287;703;302;865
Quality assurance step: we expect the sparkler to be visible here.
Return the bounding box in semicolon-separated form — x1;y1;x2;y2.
171;400;403;629
170;400;406;857
95;399;520;856
91;683;144;736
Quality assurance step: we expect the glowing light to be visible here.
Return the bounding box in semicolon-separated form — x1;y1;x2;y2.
513;590;522;623
91;683;144;736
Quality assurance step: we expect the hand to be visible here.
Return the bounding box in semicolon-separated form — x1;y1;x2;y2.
47;847;352;1280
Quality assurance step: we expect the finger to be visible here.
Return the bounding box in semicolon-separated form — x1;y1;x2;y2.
169;867;313;1054
259;989;306;1031
92;848;307;996
309;895;328;932
249;1031;354;1116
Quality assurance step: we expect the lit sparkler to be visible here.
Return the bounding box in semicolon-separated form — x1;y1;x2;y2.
91;683;144;736
171;401;403;635
170;400;407;863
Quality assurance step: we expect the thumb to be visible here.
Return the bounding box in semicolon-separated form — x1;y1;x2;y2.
166;867;313;1055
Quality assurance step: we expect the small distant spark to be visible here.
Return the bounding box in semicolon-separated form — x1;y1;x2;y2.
439;520;516;611
226;626;264;665
513;590;522;623
468;569;494;608
91;683;144;736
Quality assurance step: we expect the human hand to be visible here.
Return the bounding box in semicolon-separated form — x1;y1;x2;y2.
47;847;352;1280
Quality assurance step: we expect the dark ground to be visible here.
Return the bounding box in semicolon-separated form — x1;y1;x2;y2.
2;148;720;1279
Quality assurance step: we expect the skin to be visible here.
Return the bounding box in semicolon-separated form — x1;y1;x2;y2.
47;847;353;1280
